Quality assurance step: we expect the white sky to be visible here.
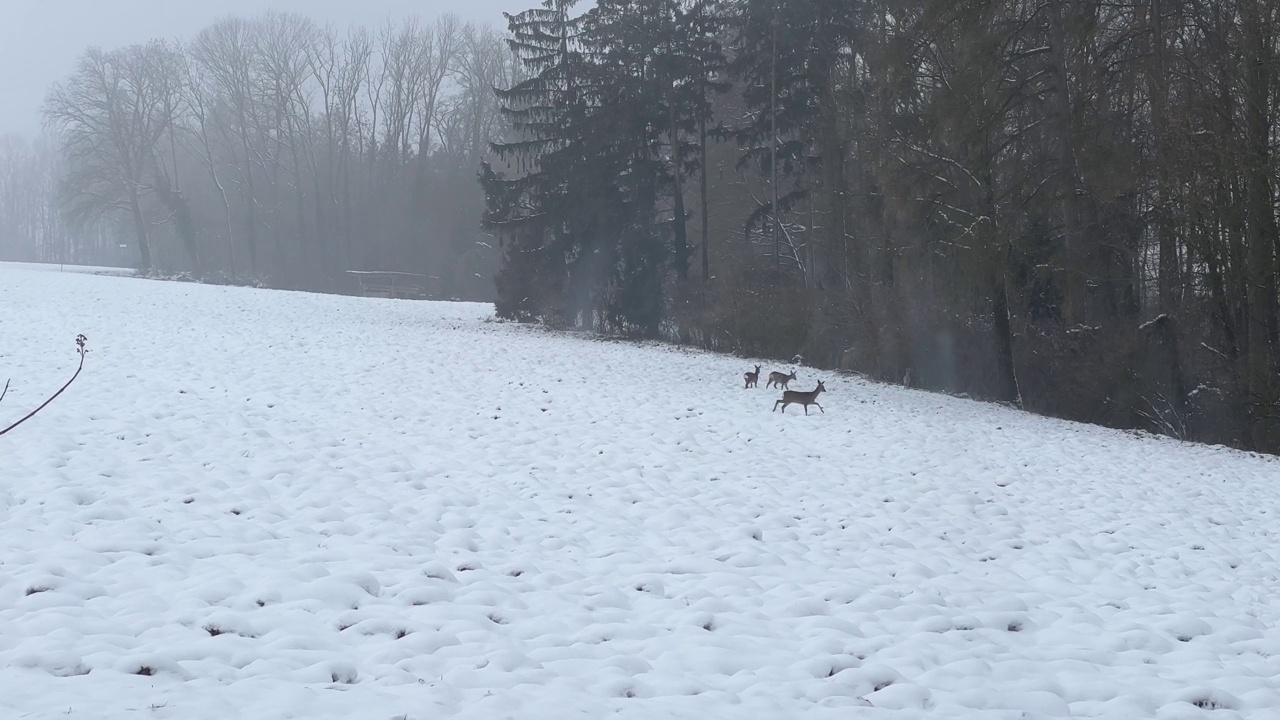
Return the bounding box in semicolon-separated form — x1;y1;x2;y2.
0;0;522;138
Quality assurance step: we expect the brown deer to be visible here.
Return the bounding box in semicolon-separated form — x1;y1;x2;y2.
773;380;825;415
766;369;798;390
743;365;761;389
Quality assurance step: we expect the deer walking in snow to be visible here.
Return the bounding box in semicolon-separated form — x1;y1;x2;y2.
773;380;825;415
766;369;797;390
744;365;761;388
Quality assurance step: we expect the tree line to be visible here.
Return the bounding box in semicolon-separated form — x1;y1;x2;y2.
2;1;1277;454
2;11;516;299
482;0;1280;454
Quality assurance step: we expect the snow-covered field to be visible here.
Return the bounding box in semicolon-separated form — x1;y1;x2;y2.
2;261;1279;719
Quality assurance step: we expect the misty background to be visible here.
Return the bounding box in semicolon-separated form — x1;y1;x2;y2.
0;0;518;299
0;0;514;135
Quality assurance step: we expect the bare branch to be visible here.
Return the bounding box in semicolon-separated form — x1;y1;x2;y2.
0;335;89;437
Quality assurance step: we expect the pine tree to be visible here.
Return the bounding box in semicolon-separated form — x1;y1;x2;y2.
484;0;601;326
486;0;727;335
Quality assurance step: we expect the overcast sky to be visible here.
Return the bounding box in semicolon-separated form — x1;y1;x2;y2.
0;0;520;138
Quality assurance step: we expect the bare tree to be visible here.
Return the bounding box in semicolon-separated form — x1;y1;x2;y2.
415;14;463;157
182;50;237;273
191;17;264;276
455;24;510;167
0;135;66;262
20;11;509;300
379;19;426;163
44;41;184;271
254;11;319;281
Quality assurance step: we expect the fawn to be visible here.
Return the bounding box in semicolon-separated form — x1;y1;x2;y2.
744;365;761;388
773;380;825;415
766;369;798;390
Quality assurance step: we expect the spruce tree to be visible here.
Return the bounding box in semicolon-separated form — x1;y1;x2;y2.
487;0;727;335
484;0;604;326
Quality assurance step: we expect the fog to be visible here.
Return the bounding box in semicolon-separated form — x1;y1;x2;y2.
1;1;530;298
0;0;517;137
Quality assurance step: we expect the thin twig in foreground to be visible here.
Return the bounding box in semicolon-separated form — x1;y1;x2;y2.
0;335;88;437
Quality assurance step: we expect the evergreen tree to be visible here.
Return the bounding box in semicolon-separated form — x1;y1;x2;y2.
484;0;600;326
487;0;727;335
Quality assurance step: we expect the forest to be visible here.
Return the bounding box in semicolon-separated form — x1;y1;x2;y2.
483;0;1280;454
0;0;1277;454
0;12;512;300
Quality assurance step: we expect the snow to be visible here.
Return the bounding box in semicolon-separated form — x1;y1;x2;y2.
2;260;1279;719
0;260;134;277
1139;313;1171;331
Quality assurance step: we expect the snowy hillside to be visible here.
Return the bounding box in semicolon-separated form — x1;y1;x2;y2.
1;261;1278;719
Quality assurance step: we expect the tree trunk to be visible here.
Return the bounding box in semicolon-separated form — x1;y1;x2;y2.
1199;232;1238;359
814;0;851;290
670;94;689;280
992;272;1021;407
153;181;202;274
1146;0;1179;313
199;122;236;275
769;6;779;270
980;130;1020;407
240;134;259;278
128;190;153;273
285;122;309;282
1049;0;1088;324
1242;0;1279;452
699;108;709;283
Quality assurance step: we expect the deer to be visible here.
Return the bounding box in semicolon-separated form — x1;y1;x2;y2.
773;380;825;415
766;369;798;390
743;365;761;389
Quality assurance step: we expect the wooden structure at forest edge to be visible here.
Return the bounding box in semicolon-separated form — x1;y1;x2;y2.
345;270;432;299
